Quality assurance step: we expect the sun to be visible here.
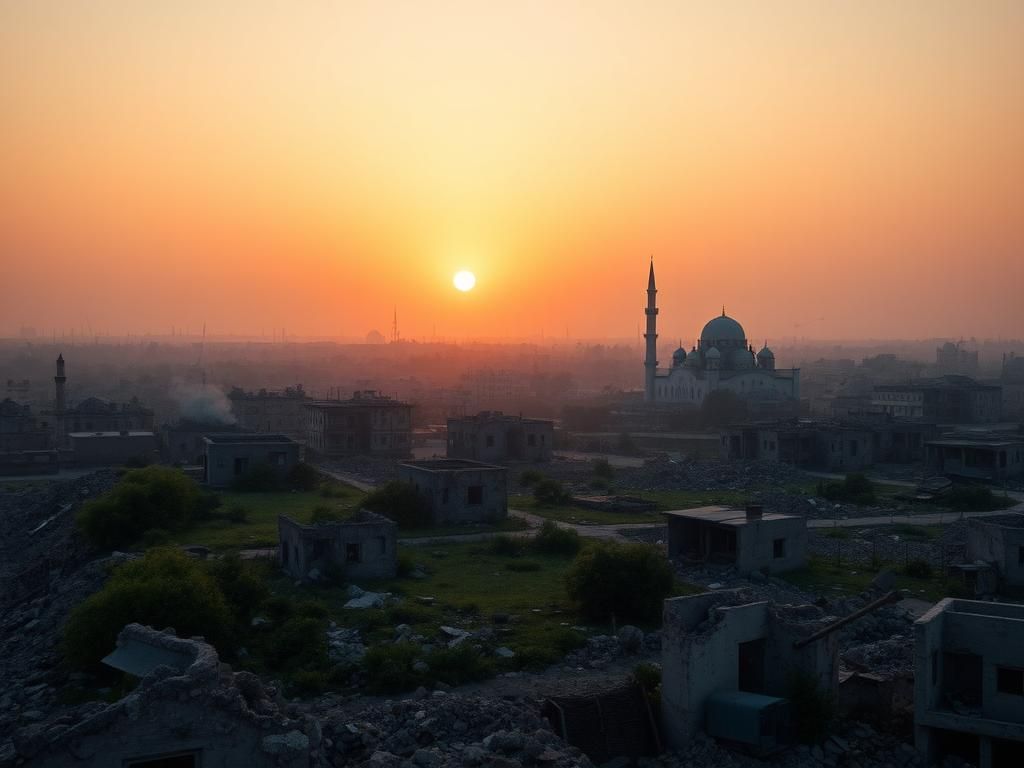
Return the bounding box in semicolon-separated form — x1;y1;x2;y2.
453;270;476;292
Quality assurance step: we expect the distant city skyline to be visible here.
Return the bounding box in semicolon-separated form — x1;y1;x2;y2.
2;2;1022;340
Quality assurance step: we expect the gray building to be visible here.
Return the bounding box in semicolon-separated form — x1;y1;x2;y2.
661;590;838;750
203;433;300;488
664;505;807;575
68;431;159;466
278;510;397;582
873;376;1002;424
397;459;507;525
926;432;1024;482
967;515;1024;589
304;391;412;457
914;599;1024;768
447;411;554;463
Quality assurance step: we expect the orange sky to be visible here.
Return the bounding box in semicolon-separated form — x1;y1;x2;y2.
2;1;1022;341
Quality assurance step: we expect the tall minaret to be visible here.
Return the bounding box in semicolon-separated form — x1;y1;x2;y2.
644;260;658;402
54;354;66;414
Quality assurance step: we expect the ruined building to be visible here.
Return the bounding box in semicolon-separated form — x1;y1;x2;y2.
278;509;397;582
966;514;1024;589
872;376;1002;424
228;384;308;441
398;458;508;525
203;433;301;488
446;411;554;463
914;599;1024;768
304;391;412;457
642;261;800;411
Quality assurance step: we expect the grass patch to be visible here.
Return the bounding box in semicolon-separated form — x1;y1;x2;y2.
399;516;529;539
778;556;952;601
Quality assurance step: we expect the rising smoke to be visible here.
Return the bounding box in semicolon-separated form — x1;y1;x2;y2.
171;381;237;426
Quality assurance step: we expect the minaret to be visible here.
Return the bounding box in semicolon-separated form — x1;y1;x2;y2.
644;260;658;402
54;354;66;414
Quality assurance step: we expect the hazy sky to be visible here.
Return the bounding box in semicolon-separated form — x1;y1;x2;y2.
2;1;1022;341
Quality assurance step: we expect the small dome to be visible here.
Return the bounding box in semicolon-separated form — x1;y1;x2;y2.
757;344;775;359
706;346;721;359
684;347;701;367
672;346;687;366
731;348;754;369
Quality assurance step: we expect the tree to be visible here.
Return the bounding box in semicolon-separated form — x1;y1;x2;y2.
533;478;570;506
63;548;234;670
362;481;431;528
565;541;673;624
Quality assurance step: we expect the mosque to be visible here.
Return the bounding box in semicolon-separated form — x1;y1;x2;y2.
643;262;799;406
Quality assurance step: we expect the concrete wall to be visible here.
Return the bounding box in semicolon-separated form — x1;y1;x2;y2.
446;417;553;463
968;520;1024;588
68;433;158;466
278;510;397;582
397;462;508;525
736;516;808;575
205;440;300;488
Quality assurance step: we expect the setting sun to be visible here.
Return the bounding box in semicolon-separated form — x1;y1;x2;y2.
453;270;476;292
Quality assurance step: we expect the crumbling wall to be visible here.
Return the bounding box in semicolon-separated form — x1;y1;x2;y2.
737;516;807;575
278;510;397;582
967;519;1024;587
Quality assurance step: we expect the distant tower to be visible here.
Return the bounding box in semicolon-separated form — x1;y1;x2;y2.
644;260;659;402
54;354;66;414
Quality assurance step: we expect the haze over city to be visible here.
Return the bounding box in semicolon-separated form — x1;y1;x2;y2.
3;1;1023;341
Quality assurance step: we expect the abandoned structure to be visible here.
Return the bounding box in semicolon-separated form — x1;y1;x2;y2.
936;341;980;376
278;509;397;581
872;376;1002;424
642;262;799;411
397;458;508;525
67;431;159;466
0;397;51;453
304;391;413;457
22;623;314;767
664;505;807;574
446;411;554;462
203;433;300;488
660;590;839;750
966;515;1024;589
228;384;308;441
914;599;1024;768
163;418;243;465
926;431;1024;482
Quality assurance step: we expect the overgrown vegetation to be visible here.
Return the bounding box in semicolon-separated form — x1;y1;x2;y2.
903;558;934;579
362;480;432;528
944;484;1012;512
233;461;323;493
532;520;582;557
817;473;877;505
532;478;571;506
565;541;673;624
77;466;219;549
519;469;544;487
592;458;615;480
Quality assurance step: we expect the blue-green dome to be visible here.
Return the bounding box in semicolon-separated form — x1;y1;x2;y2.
672;346;687;366
701;313;746;347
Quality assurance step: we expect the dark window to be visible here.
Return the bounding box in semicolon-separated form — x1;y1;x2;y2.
442;488;449;504
849;440;858;456
467;485;484;505
527;434;536;447
997;667;1024;696
486;435;495;448
233;457;249;476
346;543;361;563
540;435;545;445
773;538;786;559
377;536;386;555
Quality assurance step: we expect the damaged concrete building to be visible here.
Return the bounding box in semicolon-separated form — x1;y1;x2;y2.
663;505;807;575
203;433;301;488
660;590;839;751
966;515;1024;589
446;411;554;463
926;431;1024;482
398;458;508;525
914;599;1024;768
278;509;397;582
20;623;316;767
304;391;413;458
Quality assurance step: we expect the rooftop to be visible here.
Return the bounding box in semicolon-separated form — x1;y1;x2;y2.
400;458;505;472
450;411;553;425
202;433;297;445
68;431;155;438
662;505;799;525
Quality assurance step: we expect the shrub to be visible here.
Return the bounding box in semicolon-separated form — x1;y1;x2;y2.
565;541;673;624
362;481;431;529
226;505;249;523
904;559;934;579
945;485;1004;512
363;643;422;694
289;669;327;695
310;505;346;524
260;616;328;672
286;462;321;491
506;560;541;572
319;482;348;499
817;473;876;505
533;478;570;507
208;554;270;627
77;467;206;549
396;551;417;578
141;528;170;547
532;520;581;557
519;469;544;487
63;548;234;669
593;458;615;480
589;477;611;492
489;535;524;557
427;645;493;686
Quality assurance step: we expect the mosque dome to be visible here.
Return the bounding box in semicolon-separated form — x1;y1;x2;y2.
706;346;721;359
672;346;687;366
684;346;701;367
700;312;746;347
757;344;775;360
731;348;755;369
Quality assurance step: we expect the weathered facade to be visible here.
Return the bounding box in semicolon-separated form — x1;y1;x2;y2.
447;411;554;463
914;599;1024;768
966;515;1024;588
228;384;308;440
304;391;412;457
203;433;301;488
664;505;807;575
926;432;1024;482
278;509;397;582
873;376;1002;424
68;431;159;466
0;398;51;453
22;624;315;767
661;590;838;750
398;459;508;525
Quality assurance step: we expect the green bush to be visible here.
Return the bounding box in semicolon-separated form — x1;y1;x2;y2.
319;482;348;499
310;505;346;524
532;520;581;557
519;469;544;487
362;481;432;529
226;505;249;523
363;643;422;694
945;485;1005;511
817;473;876;505
593;458;615;480
259;616;328;672
533;478;570;506
63;548;234;669
286;462;321;491
489;535;524;557
289;669;327;695
208;554;270;627
396;551;417;578
565;541;673;624
590;477;611;492
427;645;493;686
904;559;934;579
77;466;207;549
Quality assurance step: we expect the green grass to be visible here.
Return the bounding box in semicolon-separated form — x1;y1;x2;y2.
779;555;954;602
510;487;754;526
169;487;366;552
399;516;530;539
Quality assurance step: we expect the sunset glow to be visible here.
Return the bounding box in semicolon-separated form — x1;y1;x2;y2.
453;271;477;293
1;2;1022;340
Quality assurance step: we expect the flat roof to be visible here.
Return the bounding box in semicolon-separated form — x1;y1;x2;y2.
203;433;297;445
662;505;800;525
926;437;1022;448
68;431;155;438
400;458;505;472
305;398;411;409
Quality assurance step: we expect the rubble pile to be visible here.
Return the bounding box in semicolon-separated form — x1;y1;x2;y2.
318;692;591;767
809;523;967;569
559;625;659;671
